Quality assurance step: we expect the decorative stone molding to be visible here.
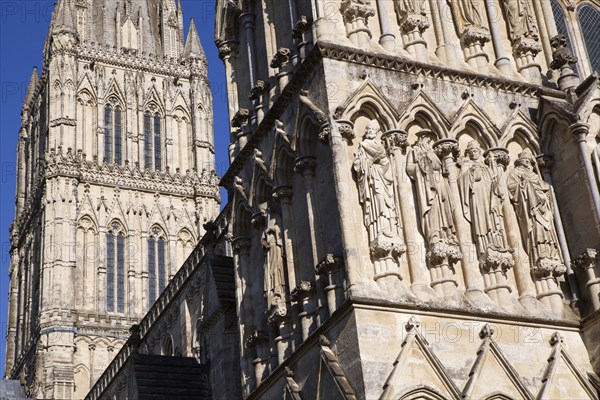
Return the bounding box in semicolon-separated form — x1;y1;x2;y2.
550;35;580;91
49;118;77;127
572;249;597;271
341;0;375;47
485;147;511;170
433;139;460;161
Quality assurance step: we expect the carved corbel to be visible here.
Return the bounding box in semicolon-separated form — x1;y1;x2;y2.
231;108;250;128
550;35;580;91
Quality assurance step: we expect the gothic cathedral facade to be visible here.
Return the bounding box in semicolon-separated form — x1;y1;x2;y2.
214;0;600;398
5;0;219;398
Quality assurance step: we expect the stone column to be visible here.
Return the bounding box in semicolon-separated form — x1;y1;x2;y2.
244;330;270;387
536;154;580;301
485;148;540;310
434;139;489;303
375;0;396;51
484;0;511;74
572;249;600;313
382;130;435;301
398;7;430;58
431;0;461;65
232;237;256;393
249;80;268;125
550;35;580;92
290;281;314;341
240;13;257;89
315;254;345;314
292;16;311;60
294;155;322;266
571;122;600;223
341;0;375;48
270;48;291;93
4;251;20;376
462;28;491;71
218;41;240;130
320;120;366;290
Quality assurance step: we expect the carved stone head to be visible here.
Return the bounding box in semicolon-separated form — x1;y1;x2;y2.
465;140;483;161
515;148;536;170
364;119;381;139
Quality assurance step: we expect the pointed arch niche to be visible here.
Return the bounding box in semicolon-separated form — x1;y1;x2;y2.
76;216;98;312
147;225;168;306
106;220;126;314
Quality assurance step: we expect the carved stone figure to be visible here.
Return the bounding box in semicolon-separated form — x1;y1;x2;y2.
501;0;538;40
459;141;513;271
261;216;287;314
506;149;565;277
394;0;427;15
406;131;459;259
456;0;486;28
353;120;398;243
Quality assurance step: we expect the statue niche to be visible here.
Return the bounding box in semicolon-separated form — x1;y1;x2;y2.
459;141;514;303
261;214;287;322
506;150;565;280
500;0;538;41
407;131;461;292
353;120;405;281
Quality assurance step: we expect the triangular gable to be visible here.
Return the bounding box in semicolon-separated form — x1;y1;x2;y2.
146;197;169;234
450;99;502;148
170;90;191;118
398;91;451;136
499;108;540;146
381;317;461;400
462;324;534;400
338;79;401;131
104;77;126;108
77;73;97;104
77;191;98;223
537;332;599;400
144;84;165;115
106;194;129;231
317;336;358;400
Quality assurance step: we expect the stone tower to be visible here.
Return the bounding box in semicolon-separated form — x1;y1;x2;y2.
5;0;219;398
215;0;600;398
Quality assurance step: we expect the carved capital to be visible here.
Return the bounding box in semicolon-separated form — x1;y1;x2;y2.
570;122;590;142
244;330;268;349
400;13;430;33
272;185;293;202
513;37;542;58
232;237;252;252
267;303;288;325
218;41;239;61
370;234;406;260
381;130;409;154
571;248;597;271
318;122;332;143
337;119;356;141
426;242;462;267
231;109;250;128
270;48;291;69
251;210;266;230
461;26;491;47
550;35;578;70
315;254;343;275
480;248;515;274
536;154;554;172
484;147;511;170
249;80;268;101
341;0;375;22
292;15;310;39
294;156;317;174
532;257;567;278
290;281;313;302
433;139;459;160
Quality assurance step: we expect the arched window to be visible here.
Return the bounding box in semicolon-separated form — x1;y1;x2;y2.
106;222;125;313
104;99;123;165
144;112;162;170
578;4;600;72
162;334;174;356
147;227;167;306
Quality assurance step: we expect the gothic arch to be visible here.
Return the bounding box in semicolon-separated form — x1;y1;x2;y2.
104;79;126;109
274;142;296;186
144;85;166;116
296;113;321;156
455;119;496;151
233;200;252;238
398;385;450;400
347;101;394;133
253;173;274;210
339;79;400;131
398;92;451;138
538;112;572;154
450;100;501;147
485;392;515;400
504;128;541;158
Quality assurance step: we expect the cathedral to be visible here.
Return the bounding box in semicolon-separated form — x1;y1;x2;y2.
4;0;600;399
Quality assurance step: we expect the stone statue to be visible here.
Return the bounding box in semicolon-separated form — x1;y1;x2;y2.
459;141;513;270
506;149;565;277
501;0;538;40
394;0;427;16
353;120;398;242
261;216;286;311
406;131;459;256
455;0;486;28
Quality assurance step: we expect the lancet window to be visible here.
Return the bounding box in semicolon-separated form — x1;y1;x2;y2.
144;112;163;171
104;98;123;165
147;227;167;306
578;4;600;72
106;222;126;313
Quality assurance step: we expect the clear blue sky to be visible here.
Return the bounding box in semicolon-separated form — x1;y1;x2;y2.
0;0;229;377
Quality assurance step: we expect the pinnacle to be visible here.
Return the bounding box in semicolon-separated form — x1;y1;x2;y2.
183;18;205;60
23;67;39;109
52;0;76;35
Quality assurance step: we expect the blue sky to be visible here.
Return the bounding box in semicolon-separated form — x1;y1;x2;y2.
0;0;229;376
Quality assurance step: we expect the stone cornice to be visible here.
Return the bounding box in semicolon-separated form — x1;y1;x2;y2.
219;41;566;188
